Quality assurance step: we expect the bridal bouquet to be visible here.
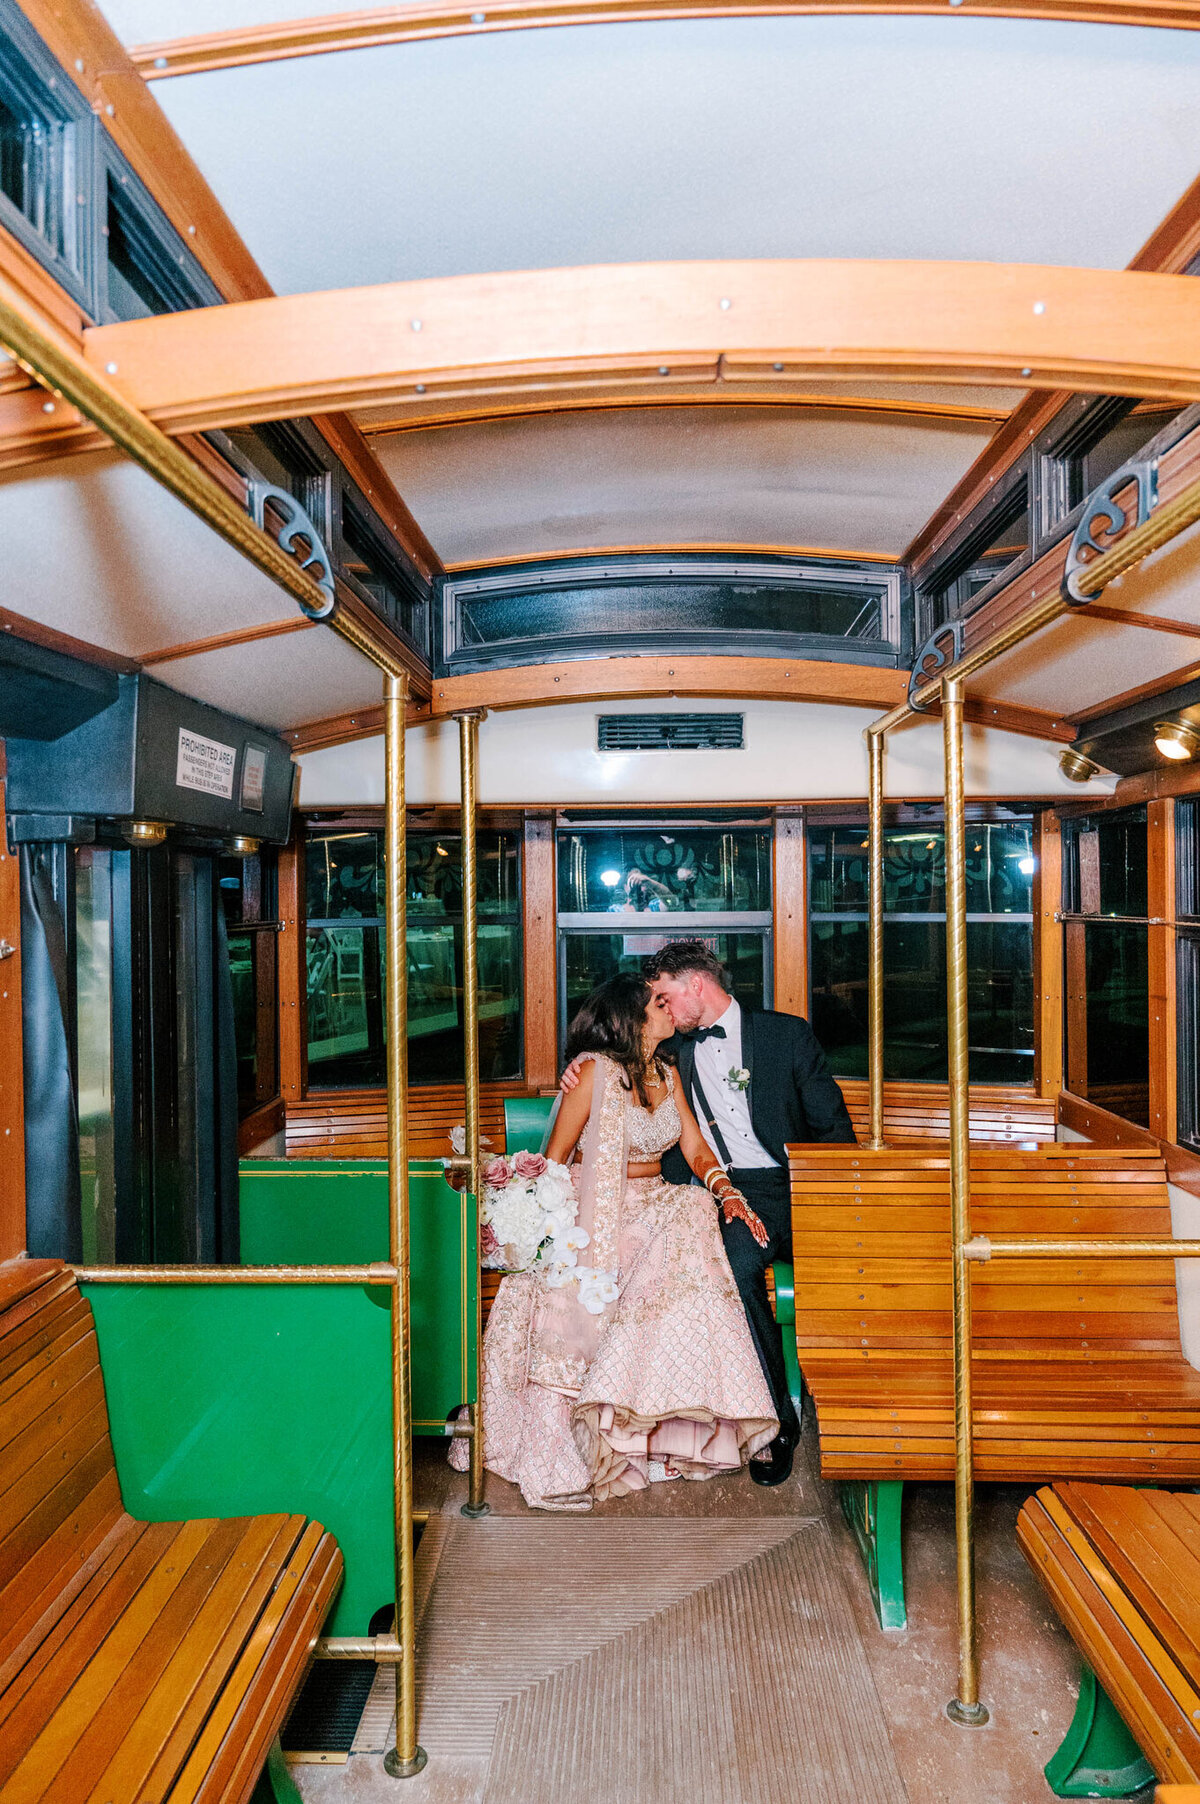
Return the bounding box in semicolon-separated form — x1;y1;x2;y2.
480;1151;619;1315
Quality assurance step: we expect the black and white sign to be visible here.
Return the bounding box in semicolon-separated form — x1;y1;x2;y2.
176;726;236;800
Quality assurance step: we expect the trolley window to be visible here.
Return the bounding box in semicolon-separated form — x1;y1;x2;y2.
305;826;522;1087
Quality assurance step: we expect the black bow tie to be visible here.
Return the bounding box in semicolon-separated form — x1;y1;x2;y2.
692;1024;727;1043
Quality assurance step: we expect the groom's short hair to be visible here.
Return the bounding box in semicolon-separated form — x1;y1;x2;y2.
643;940;729;988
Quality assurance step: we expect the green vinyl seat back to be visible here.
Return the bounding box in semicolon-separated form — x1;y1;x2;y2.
504;1094;558;1155
83;1159;478;1639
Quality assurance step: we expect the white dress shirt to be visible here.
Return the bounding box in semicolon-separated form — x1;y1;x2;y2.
690;998;778;1170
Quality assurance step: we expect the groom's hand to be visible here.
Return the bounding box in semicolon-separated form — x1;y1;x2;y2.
559;1056;586;1093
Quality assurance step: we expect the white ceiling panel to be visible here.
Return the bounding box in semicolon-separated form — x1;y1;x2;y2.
151;623;381;730
101;0;387;41
144;17;1200;292
371;404;992;563
0;451;296;658
981;616;1198;718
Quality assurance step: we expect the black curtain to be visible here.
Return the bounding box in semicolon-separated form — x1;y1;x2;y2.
20;845;81;1259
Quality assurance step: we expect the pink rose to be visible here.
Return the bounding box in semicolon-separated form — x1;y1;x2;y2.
512;1150;547;1180
483;1155;512;1187
480;1221;500;1259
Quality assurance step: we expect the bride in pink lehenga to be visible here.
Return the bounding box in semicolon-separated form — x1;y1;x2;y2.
450;973;778;1511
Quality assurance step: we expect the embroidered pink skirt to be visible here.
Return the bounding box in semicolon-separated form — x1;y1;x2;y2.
450;1176;777;1511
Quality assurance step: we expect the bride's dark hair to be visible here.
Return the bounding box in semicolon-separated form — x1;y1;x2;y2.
564;972;668;1108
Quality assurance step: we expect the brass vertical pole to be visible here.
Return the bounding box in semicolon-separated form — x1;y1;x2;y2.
382;672;427;1780
866;726;886;1150
942;676;988;1728
457;710;490;1520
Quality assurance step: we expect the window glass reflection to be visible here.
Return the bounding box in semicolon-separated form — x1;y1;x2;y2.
306;828;522;1087
557;828;771;914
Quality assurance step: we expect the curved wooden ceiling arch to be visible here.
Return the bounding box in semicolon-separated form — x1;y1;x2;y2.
77;261;1200;439
130;0;1200;81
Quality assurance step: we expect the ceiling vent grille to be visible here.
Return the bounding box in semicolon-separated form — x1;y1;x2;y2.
597;713;744;752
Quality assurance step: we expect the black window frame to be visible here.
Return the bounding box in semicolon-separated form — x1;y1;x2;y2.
100;153;222;324
0;0;97;309
1177;798;1200;1153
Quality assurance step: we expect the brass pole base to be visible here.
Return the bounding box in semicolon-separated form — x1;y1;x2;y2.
946;1699;990;1728
460;1499;491;1518
384;1746;429;1778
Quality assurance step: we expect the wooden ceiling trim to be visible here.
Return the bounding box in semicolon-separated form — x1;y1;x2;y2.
79;263;1200;438
0;605;140;675
359;389;1010;436
283;654;1070;748
442;540;904;569
129;0;1200;82
1073;603;1200;642
904;168;1200;571
141;615;316;667
1129;170;1200;275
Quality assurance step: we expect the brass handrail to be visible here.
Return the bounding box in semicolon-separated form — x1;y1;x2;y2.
456;710;490;1522
964;1237;1200;1260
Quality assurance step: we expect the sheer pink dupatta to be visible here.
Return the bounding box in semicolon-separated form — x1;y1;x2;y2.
527;1053;627;1394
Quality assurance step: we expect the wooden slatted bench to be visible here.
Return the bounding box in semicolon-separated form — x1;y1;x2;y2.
1018;1483;1200;1797
788;1144;1200;1629
284;1080;534;1159
0;1258;343;1804
834;1078;1056;1146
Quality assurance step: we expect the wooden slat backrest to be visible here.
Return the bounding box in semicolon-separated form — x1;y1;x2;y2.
0;1263;124;1676
284;1081;533;1158
788;1145;1177;1364
835;1077;1056;1144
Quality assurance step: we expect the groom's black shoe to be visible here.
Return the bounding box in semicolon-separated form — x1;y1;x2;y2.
749;1431;797;1488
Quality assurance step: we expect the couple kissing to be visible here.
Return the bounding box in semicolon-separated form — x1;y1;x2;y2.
450;940;856;1511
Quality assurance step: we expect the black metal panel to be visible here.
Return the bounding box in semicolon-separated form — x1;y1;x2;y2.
0;634;118;741
7;673;295;842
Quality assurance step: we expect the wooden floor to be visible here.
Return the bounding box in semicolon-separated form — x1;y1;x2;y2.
288;1431;1086;1804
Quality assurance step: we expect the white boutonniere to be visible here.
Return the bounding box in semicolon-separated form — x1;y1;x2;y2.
726;1066;750;1093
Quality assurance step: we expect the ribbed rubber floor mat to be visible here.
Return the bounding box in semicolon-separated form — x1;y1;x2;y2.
483;1519;907;1804
280;1660;376;1756
390;1516;810;1760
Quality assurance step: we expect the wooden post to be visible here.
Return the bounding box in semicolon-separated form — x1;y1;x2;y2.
522;811;557;1090
278;824;308;1104
1147;798;1178;1143
1033;811;1064;1102
0;775;25;1261
773;806;808;1017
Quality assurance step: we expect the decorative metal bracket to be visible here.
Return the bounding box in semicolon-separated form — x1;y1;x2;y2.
249;482;336;619
907;619;964;712
1062;456;1158;605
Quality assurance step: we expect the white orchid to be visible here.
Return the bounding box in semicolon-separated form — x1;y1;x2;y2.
726;1066;751;1093
576;1267;620;1315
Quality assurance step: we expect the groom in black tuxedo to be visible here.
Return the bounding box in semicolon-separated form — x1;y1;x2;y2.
644;940;856;1485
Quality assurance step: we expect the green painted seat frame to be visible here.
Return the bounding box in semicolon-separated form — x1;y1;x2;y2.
1044;1665;1155;1798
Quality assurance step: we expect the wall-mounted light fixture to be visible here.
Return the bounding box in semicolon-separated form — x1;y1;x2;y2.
225;835;261;858
120;820;168;847
1058;748;1100;783
1153;720;1200;762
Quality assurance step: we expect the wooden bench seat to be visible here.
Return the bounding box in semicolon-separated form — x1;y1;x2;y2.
0;1259;343;1804
788;1144;1200;1628
1018;1482;1200;1795
284;1080;535;1159
834;1078;1056;1146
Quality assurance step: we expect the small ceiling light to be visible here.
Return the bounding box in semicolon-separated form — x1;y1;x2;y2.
1018;856;1036;876
600;869;622;887
226;835;261;858
1058;748;1100;783
1153;720;1200;762
121;820;168;847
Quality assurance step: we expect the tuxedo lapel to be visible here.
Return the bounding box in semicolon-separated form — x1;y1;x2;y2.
741;1006;756;1104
